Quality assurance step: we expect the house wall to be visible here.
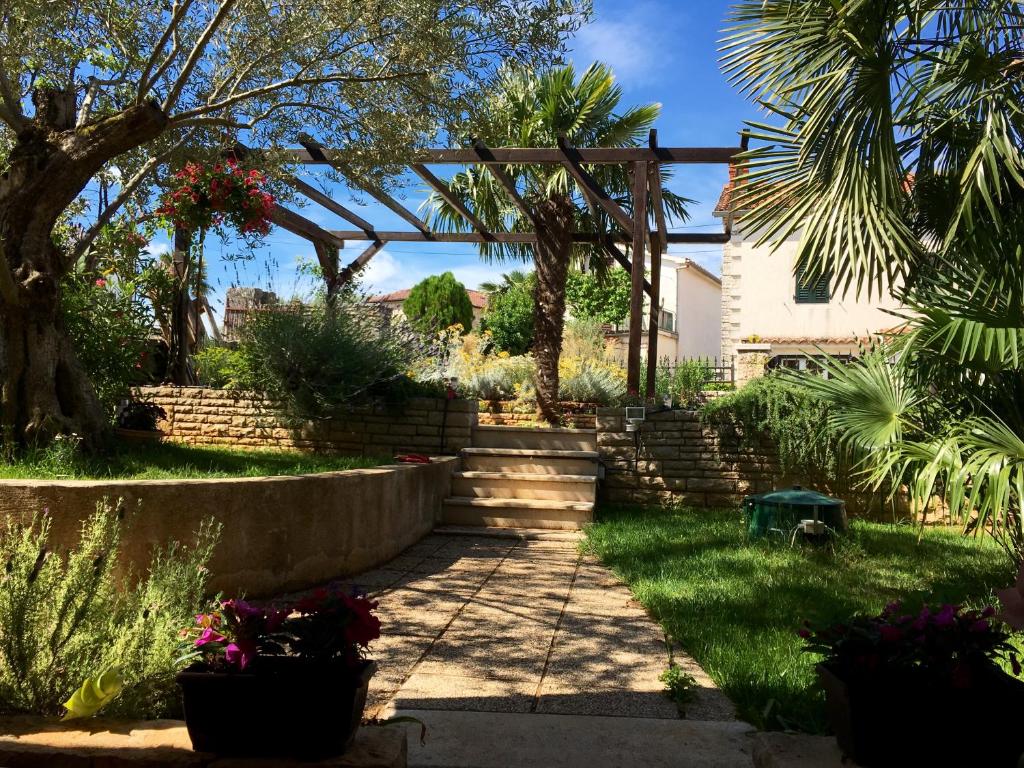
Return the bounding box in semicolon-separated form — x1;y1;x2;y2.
720;227;901;360
674;261;723;360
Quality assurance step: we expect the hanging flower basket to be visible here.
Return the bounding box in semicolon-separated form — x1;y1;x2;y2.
157;158;275;238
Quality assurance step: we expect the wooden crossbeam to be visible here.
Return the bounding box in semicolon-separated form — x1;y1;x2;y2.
326;230;728;245
287;177;376;233
557;135;633;237
298;135;430;235
285;146;741;166
270;206;346;249
471;140;538;227
411;163;494;240
338;240;387;286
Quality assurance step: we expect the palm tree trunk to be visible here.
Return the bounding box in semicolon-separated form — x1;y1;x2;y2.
532;197;575;425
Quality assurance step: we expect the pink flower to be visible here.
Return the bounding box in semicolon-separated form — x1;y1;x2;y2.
195;627;226;647
94;278;107;287
224;639;257;670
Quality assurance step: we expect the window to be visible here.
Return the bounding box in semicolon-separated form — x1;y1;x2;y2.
658;309;676;333
794;259;831;304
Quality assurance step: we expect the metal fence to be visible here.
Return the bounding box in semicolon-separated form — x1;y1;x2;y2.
656;356;735;386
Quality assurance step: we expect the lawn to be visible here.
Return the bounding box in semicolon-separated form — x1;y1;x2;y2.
584;504;1015;733
0;441;388;480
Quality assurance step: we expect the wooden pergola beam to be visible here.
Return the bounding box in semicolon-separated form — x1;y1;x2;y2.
602;238;653;297
285;146;741;166
270;206;346;249
647;130;670;254
287;177;376;234
326;230;728;244
298;135;431;236
471;140;538;227
557;135;633;237
338;240;387;286
411;163;494;240
627;162;648;395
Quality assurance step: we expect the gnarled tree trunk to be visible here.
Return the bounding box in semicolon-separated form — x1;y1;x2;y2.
0;91;167;448
531;196;575;425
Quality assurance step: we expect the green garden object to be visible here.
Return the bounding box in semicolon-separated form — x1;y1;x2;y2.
744;486;847;539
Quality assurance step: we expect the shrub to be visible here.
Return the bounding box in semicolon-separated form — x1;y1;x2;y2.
701;374;843;483
480;273;534;355
0;501;219;718
560;363;626;405
233;295;421;421
403;272;474;336
62;275;155;417
670;360;714;407
193;345;244;388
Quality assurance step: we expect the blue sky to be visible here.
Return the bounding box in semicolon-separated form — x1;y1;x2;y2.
194;0;751;323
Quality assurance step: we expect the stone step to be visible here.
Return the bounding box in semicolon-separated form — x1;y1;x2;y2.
472;425;598;452
451;471;597;502
388;709;755;768
441;496;594;530
460;447;600;476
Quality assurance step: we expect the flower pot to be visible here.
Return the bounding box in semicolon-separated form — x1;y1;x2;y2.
818;662;1024;767
177;657;376;759
114;427;164;444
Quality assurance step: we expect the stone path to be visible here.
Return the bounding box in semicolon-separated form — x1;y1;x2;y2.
321;528;756;766
350;529;734;722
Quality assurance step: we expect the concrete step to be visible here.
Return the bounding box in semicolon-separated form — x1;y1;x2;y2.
387;709;755;768
460;447;600;476
452;471;597;502
442;496;594;530
472;425;598;452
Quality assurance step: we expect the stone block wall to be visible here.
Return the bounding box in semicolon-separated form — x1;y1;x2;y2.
139;387;476;456
477;402;597;430
597;407;779;507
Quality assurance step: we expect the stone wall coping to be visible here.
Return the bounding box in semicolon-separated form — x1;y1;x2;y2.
736;343;772;352
0;458;456;491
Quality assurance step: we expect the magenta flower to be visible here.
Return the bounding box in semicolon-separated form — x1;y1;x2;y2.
224;639;257;670
195;627;226;647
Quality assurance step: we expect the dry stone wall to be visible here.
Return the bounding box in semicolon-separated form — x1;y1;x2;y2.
597;407;779;507
139;386;476;456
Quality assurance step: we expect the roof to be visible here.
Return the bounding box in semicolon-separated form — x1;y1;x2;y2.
369;288;488;310
677;258;721;286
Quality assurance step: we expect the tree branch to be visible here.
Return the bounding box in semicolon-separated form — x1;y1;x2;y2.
138;0;197;100
162;0;238;113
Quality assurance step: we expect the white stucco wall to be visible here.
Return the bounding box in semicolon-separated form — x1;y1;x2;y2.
673;259;723;360
721;226;902;360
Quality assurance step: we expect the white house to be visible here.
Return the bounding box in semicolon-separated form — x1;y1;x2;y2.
713;169;902;381
606;256;723;364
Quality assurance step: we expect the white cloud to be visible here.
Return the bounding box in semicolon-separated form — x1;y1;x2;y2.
358;250;503;295
570;3;679;86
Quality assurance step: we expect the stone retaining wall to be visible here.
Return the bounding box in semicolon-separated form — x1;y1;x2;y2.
139;386;476;456
597;408;898;516
598;408;777;508
0;458;458;598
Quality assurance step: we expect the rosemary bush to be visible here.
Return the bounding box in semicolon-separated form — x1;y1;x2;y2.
701;374;843;483
0;501;219;718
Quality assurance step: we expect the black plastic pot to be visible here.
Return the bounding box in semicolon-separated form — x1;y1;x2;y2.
177;657;376;759
818;661;1024;767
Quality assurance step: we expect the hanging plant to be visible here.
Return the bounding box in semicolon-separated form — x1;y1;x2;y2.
157;158;275;238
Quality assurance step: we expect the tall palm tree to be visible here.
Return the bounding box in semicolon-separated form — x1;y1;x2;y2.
721;2;1024;561
424;62;688;423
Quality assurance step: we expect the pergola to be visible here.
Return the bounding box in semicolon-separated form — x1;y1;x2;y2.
241;130;743;398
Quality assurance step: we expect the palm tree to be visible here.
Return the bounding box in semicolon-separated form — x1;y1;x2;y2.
424;62;688;423
721;2;1024;562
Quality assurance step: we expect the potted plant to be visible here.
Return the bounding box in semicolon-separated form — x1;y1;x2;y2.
177;587;380;759
115;401;167;442
802;602;1024;767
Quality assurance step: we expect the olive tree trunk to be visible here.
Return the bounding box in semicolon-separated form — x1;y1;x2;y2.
531;196;575;426
0;91;167;448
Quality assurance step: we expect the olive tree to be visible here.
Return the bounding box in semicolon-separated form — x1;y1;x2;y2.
0;0;586;448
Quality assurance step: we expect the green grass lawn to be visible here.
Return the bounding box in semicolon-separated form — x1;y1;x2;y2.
584;504;1015;733
0;441;388;480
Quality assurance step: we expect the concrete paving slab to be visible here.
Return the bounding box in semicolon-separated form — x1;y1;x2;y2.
390;709;755;768
390;673;536;714
750;732;847;768
534;687;680;719
391;572;490;594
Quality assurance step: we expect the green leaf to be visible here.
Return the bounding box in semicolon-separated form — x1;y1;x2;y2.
61;667;123;720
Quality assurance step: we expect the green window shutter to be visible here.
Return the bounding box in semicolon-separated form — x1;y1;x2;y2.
795;259;830;304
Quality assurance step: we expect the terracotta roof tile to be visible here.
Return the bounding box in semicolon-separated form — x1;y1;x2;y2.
369;287;488;310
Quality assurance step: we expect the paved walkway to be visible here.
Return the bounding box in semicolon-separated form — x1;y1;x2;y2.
327;529;754;766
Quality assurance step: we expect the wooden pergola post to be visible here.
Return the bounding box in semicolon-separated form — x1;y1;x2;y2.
626;162;648;396
645;132;670;401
